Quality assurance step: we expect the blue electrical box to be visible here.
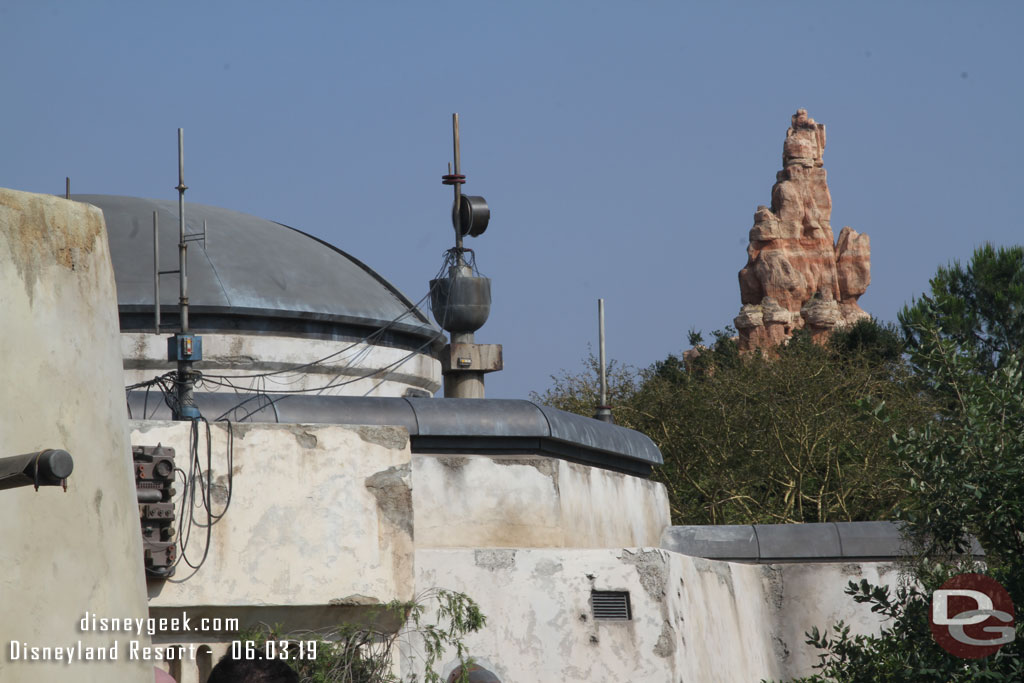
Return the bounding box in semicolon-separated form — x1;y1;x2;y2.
167;334;203;362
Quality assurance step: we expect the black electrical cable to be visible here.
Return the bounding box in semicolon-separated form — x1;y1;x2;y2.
200;281;442;382
203;248;477;412
200;275;449;418
165;416;234;583
126;249;471;581
125;247;459;406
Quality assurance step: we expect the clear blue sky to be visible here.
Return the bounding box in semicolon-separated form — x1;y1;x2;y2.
3;2;1021;399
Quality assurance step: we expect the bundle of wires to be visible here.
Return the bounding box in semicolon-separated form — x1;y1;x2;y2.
125;247;477;579
150;416;234;582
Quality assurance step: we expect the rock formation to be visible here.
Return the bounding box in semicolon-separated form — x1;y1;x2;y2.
735;109;870;350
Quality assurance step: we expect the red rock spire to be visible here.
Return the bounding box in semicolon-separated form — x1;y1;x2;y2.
735;109;870;350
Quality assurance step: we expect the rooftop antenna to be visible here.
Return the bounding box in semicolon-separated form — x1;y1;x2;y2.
154;217;207;335
593;299;614;423
430;113;502;398
166;128;202;420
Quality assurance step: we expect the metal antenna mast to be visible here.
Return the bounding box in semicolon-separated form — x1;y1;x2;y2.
177;128;189;336
432;114;500;398
168;128;202;420
594;299;614;423
451;114;464;259
442;113;490;256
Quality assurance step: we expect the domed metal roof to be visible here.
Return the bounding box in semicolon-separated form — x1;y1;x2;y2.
76;195;440;349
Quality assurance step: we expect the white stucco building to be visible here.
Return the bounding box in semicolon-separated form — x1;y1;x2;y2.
2;189;909;683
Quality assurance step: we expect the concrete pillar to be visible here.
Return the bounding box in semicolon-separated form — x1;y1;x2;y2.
0;189;151;682
441;332;502;398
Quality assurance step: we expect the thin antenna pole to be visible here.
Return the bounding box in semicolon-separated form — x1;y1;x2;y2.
65;177;70;200
452;113;463;259
594;298;614;423
173;127;197;420
176;128;189;334
599;299;608;406
153;211;160;334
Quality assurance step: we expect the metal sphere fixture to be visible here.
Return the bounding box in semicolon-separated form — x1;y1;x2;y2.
433;113;493;333
430;264;491;333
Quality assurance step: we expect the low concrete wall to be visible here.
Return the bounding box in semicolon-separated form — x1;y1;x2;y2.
134;427;673;681
411;547;898;682
134;421;415;625
413;454;670;549
0;189;152;682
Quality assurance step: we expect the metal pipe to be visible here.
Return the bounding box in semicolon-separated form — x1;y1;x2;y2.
65;177;70;200
599;298;607;407
175;128;194;419
176;128;188;334
594;299;614;423
0;449;74;492
452;113;463;258
153;211;160;334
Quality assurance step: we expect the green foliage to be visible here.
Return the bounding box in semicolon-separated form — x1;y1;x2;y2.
828;318;905;365
405;589;487;683
899;244;1024;376
648;325;931;524
676;327;741;378
789;348;1024;681
790;247;1024;681
535;319;933;525
531;347;639;418
245;589;486;683
536;246;1024;679
791;562;1023;683
894;336;1024;569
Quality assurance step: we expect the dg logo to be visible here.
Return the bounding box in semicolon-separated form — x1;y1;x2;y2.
930;573;1016;659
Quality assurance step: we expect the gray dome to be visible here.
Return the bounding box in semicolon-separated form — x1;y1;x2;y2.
76;195;440;350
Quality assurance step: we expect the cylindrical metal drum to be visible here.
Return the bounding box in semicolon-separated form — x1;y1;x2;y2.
430;270;492;333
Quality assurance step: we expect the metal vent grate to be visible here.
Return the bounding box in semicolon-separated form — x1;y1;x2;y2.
591;590;631;620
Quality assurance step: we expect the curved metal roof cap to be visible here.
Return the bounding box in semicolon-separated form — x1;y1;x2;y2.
659;522;984;562
534;403;655;462
406;398;663;465
76;194;438;341
406;398;551;437
126;393;663;473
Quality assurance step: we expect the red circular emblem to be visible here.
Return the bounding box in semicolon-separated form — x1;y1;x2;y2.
930;573;1015;659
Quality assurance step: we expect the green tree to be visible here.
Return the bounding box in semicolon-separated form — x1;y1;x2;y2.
533;348;639;419
791;339;1024;682
900;244;1024;376
791;246;1024;681
535;320;933;525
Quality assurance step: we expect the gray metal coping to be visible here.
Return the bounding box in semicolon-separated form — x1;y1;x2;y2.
74;194;440;343
126;393;663;477
660;522;985;563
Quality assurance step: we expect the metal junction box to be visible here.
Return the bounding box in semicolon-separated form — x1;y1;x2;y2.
133;445;176;577
166;333;202;362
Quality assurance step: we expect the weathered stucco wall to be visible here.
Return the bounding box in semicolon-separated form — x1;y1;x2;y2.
122;332;441;398
411;548;898;682
134;421;415;620
0;189;152;682
413;454;670;549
